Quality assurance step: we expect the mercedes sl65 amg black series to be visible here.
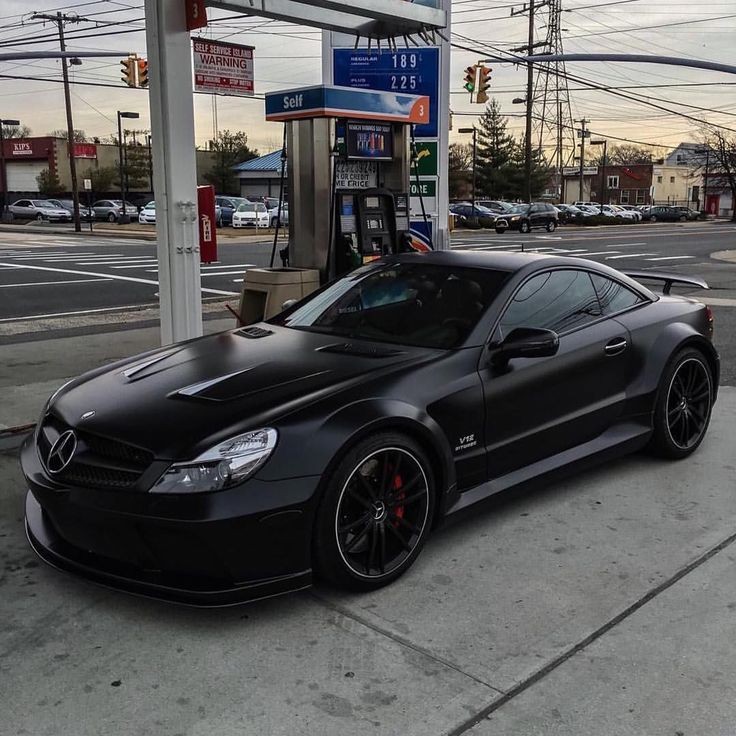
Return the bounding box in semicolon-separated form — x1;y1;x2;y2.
22;251;719;606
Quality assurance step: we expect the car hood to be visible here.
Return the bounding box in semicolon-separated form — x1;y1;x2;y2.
49;325;436;460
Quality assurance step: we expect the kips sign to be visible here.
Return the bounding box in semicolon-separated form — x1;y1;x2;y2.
12;142;32;156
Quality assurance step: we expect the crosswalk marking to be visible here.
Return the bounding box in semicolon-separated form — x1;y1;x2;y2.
605;253;657;260
644;255;695;262
0;277;111;289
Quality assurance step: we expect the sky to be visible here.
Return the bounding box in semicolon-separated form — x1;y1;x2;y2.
0;0;734;160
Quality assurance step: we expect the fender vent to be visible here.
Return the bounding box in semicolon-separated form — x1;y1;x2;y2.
237;326;274;339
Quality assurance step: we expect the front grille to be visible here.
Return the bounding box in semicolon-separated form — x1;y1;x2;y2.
39;415;153;490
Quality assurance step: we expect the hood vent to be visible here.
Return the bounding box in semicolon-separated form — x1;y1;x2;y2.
237;326;274;339
317;343;405;358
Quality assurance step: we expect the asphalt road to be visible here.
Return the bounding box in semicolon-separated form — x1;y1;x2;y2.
0;221;734;381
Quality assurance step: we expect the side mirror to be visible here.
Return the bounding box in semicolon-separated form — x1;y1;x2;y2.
281;298;298;311
490;327;559;366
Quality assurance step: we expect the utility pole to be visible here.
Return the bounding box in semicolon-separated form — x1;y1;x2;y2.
32;12;84;232
576;118;589;201
511;0;549;202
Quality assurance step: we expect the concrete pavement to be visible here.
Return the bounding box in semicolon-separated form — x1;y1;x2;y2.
2;388;735;735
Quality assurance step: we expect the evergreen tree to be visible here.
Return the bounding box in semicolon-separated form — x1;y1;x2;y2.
475;99;519;199
36;168;64;195
203;130;259;195
509;136;552;200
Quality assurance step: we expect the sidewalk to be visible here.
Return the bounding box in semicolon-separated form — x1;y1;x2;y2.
0;317;232;440
2;380;735;734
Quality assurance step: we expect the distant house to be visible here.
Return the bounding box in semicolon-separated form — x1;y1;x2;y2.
664;142;709;167
234;149;286;199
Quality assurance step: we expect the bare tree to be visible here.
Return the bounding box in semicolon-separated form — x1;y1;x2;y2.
1;123;31;138
701;129;736;221
448;142;473;200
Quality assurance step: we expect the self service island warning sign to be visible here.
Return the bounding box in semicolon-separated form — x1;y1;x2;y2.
192;37;254;97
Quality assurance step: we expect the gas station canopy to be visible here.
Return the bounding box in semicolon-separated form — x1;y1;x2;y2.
209;0;446;38
265;85;430;125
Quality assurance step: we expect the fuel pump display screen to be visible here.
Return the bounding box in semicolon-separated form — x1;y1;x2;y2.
346;122;393;161
367;217;384;230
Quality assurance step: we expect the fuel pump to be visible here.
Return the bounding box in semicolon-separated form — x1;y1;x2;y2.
264;84;431;282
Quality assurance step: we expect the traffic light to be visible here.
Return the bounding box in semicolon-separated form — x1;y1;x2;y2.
464;65;477;94
137;59;149;87
476;66;492;104
120;57;136;87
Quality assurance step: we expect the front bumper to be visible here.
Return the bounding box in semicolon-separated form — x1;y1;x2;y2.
22;437;319;606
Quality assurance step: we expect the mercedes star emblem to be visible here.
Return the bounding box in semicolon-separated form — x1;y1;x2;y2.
46;430;77;474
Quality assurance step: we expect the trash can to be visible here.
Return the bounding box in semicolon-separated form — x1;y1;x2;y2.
237;267;321;325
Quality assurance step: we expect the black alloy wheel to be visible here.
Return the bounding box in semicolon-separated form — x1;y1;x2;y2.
650;215;658;222
36;212;44;221
546;220;557;232
650;349;713;458
314;433;435;590
519;220;531;234
679;215;687;222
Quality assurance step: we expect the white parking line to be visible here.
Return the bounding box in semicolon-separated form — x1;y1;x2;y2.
81;259;157;265
0;277;111;289
10;253;110;260
572;251;622;256
644;255;695;261
0;261;238;296
605;253;657;260
200;270;253;277
0;304;155;323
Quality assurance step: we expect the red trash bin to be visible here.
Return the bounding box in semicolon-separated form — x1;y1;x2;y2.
197;185;218;263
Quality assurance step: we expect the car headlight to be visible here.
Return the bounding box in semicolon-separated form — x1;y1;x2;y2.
151;428;278;494
510;215;521;221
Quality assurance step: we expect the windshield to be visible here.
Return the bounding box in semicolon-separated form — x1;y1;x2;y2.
144;202;155;209
509;204;530;214
269;262;510;349
237;203;256;213
32;200;54;208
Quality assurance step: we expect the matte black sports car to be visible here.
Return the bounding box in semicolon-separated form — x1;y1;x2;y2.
22;251;719;606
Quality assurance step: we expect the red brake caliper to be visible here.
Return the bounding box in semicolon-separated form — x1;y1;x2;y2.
392;473;405;526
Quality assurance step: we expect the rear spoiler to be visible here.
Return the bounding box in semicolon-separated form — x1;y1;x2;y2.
623;271;709;295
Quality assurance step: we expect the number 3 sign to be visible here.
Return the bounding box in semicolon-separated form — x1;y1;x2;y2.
185;0;208;30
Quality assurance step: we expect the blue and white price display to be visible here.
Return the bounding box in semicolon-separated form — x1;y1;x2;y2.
333;48;440;138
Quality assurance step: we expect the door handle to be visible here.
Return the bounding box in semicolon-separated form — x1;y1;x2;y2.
604;338;628;356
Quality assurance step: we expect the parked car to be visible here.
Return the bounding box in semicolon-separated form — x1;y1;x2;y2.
600;205;638;221
642;205;690;223
92;199;138;222
8;199;72;222
476;199;513;214
232;201;269;228
572;201;598;208
450;203;498;226
495;202;558;233
268;201;289;228
46;198;94;222
554;204;592;223
22;251;718;603
215;196;250;227
671;206;701;221
138;201;156;224
618;205;644;221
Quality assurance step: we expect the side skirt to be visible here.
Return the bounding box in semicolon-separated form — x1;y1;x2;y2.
445;421;653;517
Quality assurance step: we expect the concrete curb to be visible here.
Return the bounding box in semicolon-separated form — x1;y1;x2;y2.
0;223;286;242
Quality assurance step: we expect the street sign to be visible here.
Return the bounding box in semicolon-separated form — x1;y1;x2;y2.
192;37;254;97
83;178;92;190
333;48;440;138
411;140;437;176
410;178;437;214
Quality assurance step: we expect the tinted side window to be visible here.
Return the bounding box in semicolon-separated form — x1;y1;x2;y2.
590;274;644;315
500;270;602;337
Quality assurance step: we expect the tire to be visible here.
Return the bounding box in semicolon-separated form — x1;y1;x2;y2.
650;215;657;222
648;348;714;459
679;215;687;222
546;220;557;232
495;227;507;235
271;218;278;228
313;432;436;591
519;220;531;234
107;212;116;223
36;213;44;221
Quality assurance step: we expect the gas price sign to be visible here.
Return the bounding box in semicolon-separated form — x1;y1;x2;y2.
333;48;439;138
